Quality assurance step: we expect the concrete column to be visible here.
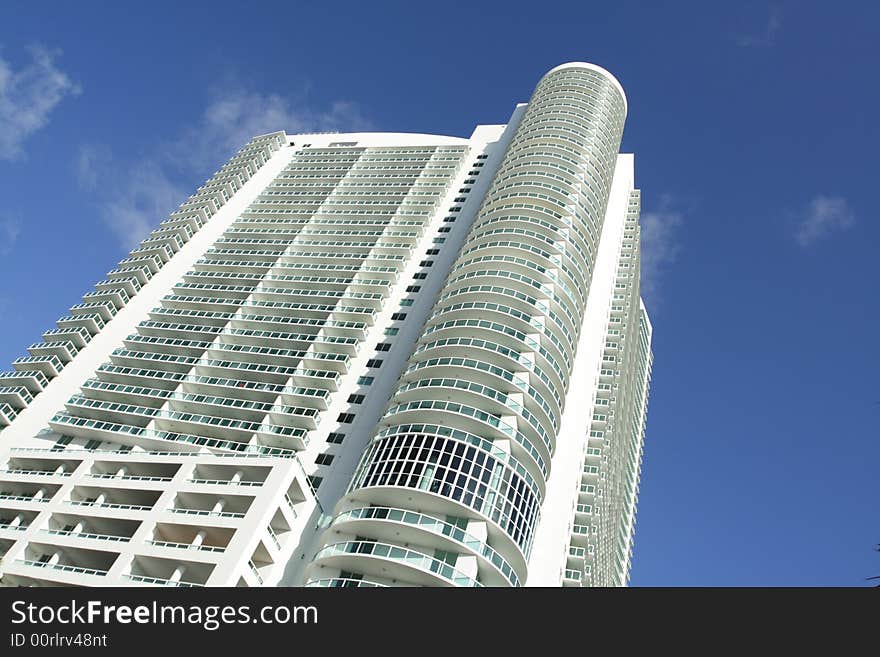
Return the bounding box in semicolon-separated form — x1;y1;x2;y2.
169;565;186;583
191;530;207;548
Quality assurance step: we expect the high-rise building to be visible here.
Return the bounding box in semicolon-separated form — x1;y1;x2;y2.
0;62;652;588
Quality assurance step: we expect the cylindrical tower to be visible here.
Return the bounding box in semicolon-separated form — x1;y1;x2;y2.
306;63;627;587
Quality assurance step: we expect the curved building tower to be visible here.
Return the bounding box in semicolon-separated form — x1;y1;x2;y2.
304;63;652;588
0;63;651;588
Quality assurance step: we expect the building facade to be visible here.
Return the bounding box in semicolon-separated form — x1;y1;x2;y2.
0;62;652;588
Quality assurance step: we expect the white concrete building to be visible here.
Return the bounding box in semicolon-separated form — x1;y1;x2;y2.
0;62;652;588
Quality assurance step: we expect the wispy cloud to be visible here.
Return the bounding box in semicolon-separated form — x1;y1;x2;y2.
795;195;855;247
77;87;372;249
639;195;684;307
0;213;22;255
0;45;81;160
736;5;781;48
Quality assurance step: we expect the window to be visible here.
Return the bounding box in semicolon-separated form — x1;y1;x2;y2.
327;432;346;444
357;376;374;385
52;436;73;451
400;299;414;306
458;188;471;193
433;237;446;243
438;226;452;233
413;272;427;280
375;343;392;351
443;217;456;223
348;394;365;404
315;453;335;466
425;249;440;255
449;207;461;213
477;154;488;159
454;197;467;203
307;475;323;489
464;179;476;184
384;328;399;336
366;359;383;368
405;285;421;293
337;413;356;423
84;439;102;451
391;312;407;320
419;260;433;267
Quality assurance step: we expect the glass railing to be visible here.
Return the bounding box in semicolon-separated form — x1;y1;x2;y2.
16;559;109;577
314;540;482;588
305;578;385;587
145;539;224;553
122;573;202;587
333;507;519;586
248;560;264;584
169;507;246;519
41;528;130;542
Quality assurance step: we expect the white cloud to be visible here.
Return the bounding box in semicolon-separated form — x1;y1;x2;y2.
736;6;781;48
0;45;81;160
795;195;855;247
78;88;371;249
639;196;684;307
0;214;22;255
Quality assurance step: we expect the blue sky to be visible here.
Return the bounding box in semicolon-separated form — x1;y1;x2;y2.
1;1;877;586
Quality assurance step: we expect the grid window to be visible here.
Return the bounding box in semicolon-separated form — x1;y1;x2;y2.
327;432;346;444
366;359;383;368
405;285;421;293
401;299;414;306
375;343;392;351
348;394;365;404
438;226;452;233
384;328;399;336
391;312;408;320
419;260;433;267
307;475;323;489
52;436;73;451
315;453;335;466
426;249;440;255
337;412;356;423
357;376;375;385
413;273;428;280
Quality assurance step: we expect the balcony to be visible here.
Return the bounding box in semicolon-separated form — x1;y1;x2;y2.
124;555;212;587
146;522;233;553
13;543;120;584
168;491;253;520
311;540;482;588
41;512;141;543
67;485;161;513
